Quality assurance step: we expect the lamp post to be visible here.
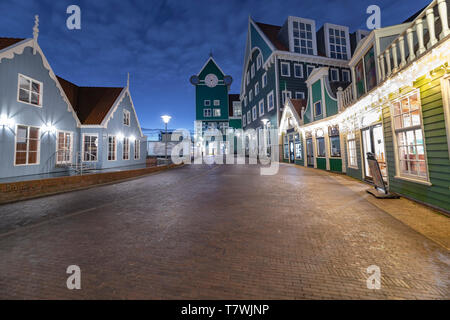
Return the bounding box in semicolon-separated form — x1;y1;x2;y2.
161;115;171;165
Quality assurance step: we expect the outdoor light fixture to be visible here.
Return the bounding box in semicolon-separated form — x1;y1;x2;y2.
42;123;56;133
130;135;136;141
161;115;171;165
117;133;124;140
161;115;171;124
0;115;14;128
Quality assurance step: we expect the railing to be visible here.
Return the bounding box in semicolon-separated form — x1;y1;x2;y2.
337;84;354;111
379;0;449;81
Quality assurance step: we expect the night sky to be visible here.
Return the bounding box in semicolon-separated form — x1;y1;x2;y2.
1;0;428;130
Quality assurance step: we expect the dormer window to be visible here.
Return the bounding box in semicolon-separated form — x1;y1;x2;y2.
291;18;315;55
256;54;263;70
123;110;130;126
325;24;350;60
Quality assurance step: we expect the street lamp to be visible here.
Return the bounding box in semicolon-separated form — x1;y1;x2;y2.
161;115;171;165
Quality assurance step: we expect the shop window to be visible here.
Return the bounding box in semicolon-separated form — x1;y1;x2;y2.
283;135;289;159
347;132;357;167
295;134;302;160
392;91;428;180
316;137;325;157
329;126;341;157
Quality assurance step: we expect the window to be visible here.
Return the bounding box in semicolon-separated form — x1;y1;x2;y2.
18;74;42;106
316;137;326;157
307;65;315;77
15;125;40;165
329;126;341;157
347;132;357;167
249;89;253;102
257;54;263;70
314;101;322;116
246;71;250;85
134;139;140;160
283;135;289;159
329;28;348;60
294;64;304;78
204;108;211;117
252;106;257;121
267;91;274;111
213;100;220;106
123;137;130;160
281;62;290;77
108;136;117;161
262;73;267;88
251;64;255;78
295;134;302;160
259;99;264;116
57;131;72;164
292;20;314;55
123;110;130;126
242;114;246;127
255;82;260;96
342;70;351;82
392;91;428;180
247;111;251;124
204;100;211;106
295;91;305;100
330;68;339;81
244;96;247;108
282;90;292;105
83;134;98;162
233;101;242;117
213;108;221;117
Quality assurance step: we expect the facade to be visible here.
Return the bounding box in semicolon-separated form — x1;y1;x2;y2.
190;56;242;154
280;0;450;213
240;16;367;138
0;30;147;180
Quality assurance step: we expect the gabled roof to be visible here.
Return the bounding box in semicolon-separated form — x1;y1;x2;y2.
290;99;306;119
196;56;226;77
0;37;25;50
255;22;288;51
57;76;124;125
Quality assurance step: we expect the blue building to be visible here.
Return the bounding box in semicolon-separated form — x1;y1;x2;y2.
0;22;147;180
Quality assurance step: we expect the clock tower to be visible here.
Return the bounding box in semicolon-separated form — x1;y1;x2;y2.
190;56;242;154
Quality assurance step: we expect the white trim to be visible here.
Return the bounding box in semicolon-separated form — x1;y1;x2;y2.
314;101;322;117
323;23;351;60
56;130;73;165
107;135;117;162
14;124;41;166
17;73;43;107
267;90;275;111
342;69;351;82
81;133;99;162
330;68;340;81
294;63;304;78
295;91;305;99
288;16;317;56
252;106;257;121
441;75;450;159
213;100;220;106
123;109;131;126
204;100;211;106
203;108;212;117
393;175;432;186
280;61;291;77
258;99;265;116
196;56;226;77
262;72;267;88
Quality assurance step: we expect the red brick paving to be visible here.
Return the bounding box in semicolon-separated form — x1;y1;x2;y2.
0;163;448;299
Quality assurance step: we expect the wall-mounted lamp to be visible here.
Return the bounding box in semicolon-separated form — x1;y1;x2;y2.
130;135;136;141
42;123;56;133
117;133;124;141
0;115;15;128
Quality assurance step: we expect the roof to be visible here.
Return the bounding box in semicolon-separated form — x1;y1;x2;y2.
0;37;25;50
57;76;124;125
228;94;240;117
290;99;306;119
255;22;288;51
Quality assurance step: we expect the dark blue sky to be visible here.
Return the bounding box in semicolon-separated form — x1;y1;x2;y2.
1;0;428;130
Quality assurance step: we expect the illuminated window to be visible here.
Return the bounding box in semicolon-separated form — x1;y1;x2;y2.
15;125;40;165
108;136;117;161
18;74;42;106
134;139;140;160
123;137;130;160
347;132;357;167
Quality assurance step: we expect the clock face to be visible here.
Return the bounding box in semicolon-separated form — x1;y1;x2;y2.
205;74;218;88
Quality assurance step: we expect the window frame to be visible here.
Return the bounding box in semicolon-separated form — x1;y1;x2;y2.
262;72;267;88
14;124;41;166
252;106;257;121
390;90;430;183
249;89;253;102
251;64;255;78
267;91;275;111
342;69;351;82
123;109;131;126
213;100;220;106
134;139;140;160
347;132;358;168
282;90;292;105
213;108;221;117
258;99;265;116
108;135;117;161
280;62;291;77
256;54;263;70
294;64;304;78
203;108;212;117
314;101;322;117
82;133;99;162
56;130;73;164
247;111;251;124
123;137;130;161
255;82;260;96
295;91;305;100
306;65;315;77
204;100;211;106
291;18;316;55
330;68;339;82
17;73;43;107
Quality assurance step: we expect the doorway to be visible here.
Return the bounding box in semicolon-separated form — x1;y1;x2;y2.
306;138;314;167
289;139;295;163
361;124;387;180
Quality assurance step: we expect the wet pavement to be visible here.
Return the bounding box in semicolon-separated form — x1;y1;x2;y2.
0;162;448;299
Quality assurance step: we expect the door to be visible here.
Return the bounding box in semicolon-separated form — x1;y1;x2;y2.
361;124;387;180
306;138;314;167
289;140;295;162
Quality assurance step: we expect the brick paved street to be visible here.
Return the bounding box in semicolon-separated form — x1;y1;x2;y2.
0;163;449;299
